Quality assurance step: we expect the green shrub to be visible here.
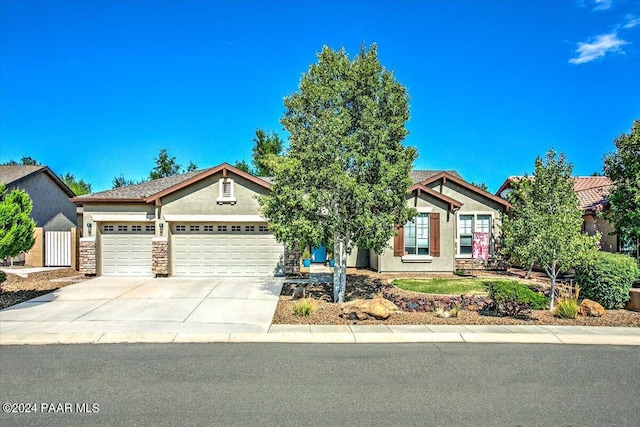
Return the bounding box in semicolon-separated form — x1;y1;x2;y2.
0;270;6;284
484;280;548;317
575;252;640;309
554;299;579;319
292;299;316;316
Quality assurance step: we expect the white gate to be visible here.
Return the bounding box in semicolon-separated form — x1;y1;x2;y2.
45;231;71;267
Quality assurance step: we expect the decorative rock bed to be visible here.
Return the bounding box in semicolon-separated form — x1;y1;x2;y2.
381;285;493;312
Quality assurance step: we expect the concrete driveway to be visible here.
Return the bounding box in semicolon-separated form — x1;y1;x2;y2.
0;276;284;336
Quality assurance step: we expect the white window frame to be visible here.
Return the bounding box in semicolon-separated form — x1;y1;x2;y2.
217;178;236;204
456;212;494;257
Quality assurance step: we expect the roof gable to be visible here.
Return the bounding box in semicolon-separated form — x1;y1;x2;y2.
419;171;511;209
408;183;463;210
0;165;75;198
72;163;272;205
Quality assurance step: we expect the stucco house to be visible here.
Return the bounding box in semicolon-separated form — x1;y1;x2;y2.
0;165;78;266
72;164;510;277
369;171;511;273
72;163;287;277
496;176;619;253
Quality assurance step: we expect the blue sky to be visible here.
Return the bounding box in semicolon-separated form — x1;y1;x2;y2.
1;0;639;193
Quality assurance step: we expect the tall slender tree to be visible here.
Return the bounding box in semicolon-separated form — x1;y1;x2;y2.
149;148;182;180
260;44;416;302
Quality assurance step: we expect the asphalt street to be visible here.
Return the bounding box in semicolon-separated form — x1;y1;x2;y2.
1;343;638;426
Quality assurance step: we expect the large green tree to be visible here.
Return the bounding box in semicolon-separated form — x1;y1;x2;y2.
0;184;36;261
251;129;284;176
604;119;640;259
60;173;92;196
260;44;416;302
149;148;182;180
502;149;599;309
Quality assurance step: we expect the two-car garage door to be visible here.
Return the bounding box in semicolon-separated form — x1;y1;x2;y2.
99;222;285;277
171;224;284;276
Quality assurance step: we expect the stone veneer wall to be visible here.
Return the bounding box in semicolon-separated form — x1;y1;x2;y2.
152;238;169;276
284;245;300;276
79;238;96;275
454;258;505;272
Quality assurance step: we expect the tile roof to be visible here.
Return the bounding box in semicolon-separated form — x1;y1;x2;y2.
0;165;46;185
573;176;613;213
498;175;613;213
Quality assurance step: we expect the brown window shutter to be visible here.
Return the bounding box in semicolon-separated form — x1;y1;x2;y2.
430;213;440;257
393;225;404;257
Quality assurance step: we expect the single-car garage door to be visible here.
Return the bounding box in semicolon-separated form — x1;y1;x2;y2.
171;223;284;276
101;223;155;276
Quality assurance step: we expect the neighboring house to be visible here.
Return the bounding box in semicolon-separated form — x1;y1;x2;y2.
71;163;286;277
496;176;618;253
367;171;511;273
0;165;78;267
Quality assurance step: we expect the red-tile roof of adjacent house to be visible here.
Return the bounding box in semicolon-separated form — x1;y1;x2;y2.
496;175;613;214
574;176;613;213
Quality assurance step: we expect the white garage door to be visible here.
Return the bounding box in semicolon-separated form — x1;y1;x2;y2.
101;223;154;276
171;224;284;276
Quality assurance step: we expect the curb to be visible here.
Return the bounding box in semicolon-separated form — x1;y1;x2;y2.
2;330;639;346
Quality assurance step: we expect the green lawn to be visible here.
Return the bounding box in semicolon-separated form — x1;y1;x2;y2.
392;278;502;295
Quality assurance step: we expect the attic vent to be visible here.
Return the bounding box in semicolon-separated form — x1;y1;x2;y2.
217;178;236;204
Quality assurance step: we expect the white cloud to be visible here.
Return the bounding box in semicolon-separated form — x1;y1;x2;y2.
623;14;640;29
592;0;613;11
569;32;629;64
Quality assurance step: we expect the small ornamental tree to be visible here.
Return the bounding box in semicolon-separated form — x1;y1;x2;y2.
0;184;36;261
502;149;599;309
604;119;640;259
260;44;416;302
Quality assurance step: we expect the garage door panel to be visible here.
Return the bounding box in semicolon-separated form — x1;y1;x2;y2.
171;232;284;276
102;235;153;276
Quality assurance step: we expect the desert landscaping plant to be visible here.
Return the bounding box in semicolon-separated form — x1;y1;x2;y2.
575;252;640;309
554;299;580;319
292;299;316;316
484;280;548;318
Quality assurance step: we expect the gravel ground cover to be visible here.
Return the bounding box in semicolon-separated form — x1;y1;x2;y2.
0;269;85;310
273;269;640;327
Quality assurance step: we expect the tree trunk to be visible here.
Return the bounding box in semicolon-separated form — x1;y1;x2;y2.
547;260;557;311
332;233;349;303
524;263;533;280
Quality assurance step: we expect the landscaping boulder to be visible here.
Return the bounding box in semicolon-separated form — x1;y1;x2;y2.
579;299;605;317
341;297;398;320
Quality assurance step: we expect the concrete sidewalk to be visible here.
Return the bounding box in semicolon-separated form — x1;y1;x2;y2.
1;324;639;346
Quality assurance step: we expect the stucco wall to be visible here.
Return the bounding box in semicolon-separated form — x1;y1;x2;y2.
378;193;455;272
8;172;77;230
82;203;155;237
376;180;506;273
160;172;268;218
